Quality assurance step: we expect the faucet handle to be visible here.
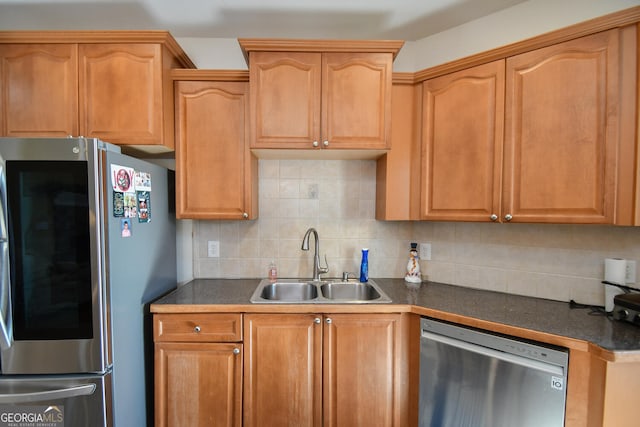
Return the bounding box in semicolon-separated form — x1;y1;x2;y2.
342;271;355;281
319;254;330;276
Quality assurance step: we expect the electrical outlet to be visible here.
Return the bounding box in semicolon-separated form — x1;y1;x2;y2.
626;260;636;284
419;243;432;261
207;240;220;258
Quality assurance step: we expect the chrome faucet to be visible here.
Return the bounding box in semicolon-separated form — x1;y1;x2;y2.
301;227;329;281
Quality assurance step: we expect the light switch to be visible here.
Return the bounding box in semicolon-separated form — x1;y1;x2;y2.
419;243;432;260
207;240;220;258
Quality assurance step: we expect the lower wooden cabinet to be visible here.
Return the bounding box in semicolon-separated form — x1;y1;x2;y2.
154;313;243;427
155;342;243;427
243;313;410;427
243;313;321;427
153;312;411;426
322;314;409;427
586;353;640;427
152;308;639;427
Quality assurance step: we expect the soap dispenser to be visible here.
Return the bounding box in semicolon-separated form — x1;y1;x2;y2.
405;243;422;283
268;260;277;282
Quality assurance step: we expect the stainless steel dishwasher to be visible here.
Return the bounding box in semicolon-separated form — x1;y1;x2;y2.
419;317;569;427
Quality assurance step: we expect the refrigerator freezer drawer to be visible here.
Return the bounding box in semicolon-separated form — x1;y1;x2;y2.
0;373;111;427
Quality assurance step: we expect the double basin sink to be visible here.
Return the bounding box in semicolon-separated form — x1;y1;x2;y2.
250;278;392;304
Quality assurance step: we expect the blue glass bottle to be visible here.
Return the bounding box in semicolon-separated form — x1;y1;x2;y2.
359;248;369;282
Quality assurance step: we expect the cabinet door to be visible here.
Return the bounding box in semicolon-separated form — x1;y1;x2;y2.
174;80;257;219
503;30;619;223
322;52;392;149
79;43;164;147
420;60;505;221
155;342;242;427
323;313;403;427
0;44;78;137
250;52;321;149
376;81;422;220
244;314;322;427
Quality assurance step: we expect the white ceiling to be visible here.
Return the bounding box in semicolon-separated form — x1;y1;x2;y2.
0;0;528;41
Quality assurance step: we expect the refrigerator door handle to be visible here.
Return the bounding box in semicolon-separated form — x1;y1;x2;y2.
0;160;12;350
0;384;96;404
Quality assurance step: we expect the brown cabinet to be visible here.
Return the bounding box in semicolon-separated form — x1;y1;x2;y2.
243;313;321;427
323;313;408;427
243;313;409;427
588;355;640;427
173;72;257;219
154;313;243;427
0;43;78;137
79;43;169;149
376;77;422;220
419;28;636;224
240;39;403;153
420;60;505;222
503;28;626;224
0;32;194;152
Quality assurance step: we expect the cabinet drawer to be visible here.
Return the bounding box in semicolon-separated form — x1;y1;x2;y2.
154;313;242;342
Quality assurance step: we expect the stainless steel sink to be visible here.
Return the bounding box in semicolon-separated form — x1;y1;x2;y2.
259;281;318;301
320;282;381;301
250;278;392;304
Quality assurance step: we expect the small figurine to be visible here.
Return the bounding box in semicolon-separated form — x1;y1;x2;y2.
405;242;422;283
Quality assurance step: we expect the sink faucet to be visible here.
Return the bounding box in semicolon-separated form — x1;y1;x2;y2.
301;227;329;281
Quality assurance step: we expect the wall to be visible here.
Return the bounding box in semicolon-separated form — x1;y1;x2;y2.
180;0;640;306
175;36;418;72
175;0;640;71
191;159;640;306
194;160;393;279
411;0;640;70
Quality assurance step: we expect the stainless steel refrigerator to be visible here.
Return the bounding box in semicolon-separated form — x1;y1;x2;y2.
0;138;177;426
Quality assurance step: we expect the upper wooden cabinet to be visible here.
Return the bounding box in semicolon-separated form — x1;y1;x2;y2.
239;39;403;154
0;31;194;153
173;71;257;220
421;60;505;222
502;29;625;224
0;43;78;137
376;76;422;220
419;26;637;224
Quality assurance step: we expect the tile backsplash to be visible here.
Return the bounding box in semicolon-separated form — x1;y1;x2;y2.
193;159;640;306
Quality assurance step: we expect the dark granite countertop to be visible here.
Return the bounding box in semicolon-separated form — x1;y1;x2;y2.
151;278;640;354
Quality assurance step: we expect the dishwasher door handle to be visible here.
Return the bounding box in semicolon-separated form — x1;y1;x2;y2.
422;330;565;376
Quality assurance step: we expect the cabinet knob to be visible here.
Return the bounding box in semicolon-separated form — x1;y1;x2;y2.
233;348;240;355
242;212;249;219
312;141;319;147
314;317;321;324
325;318;332;324
490;214;498;221
323;140;329;147
504;214;513;221
193;326;201;333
